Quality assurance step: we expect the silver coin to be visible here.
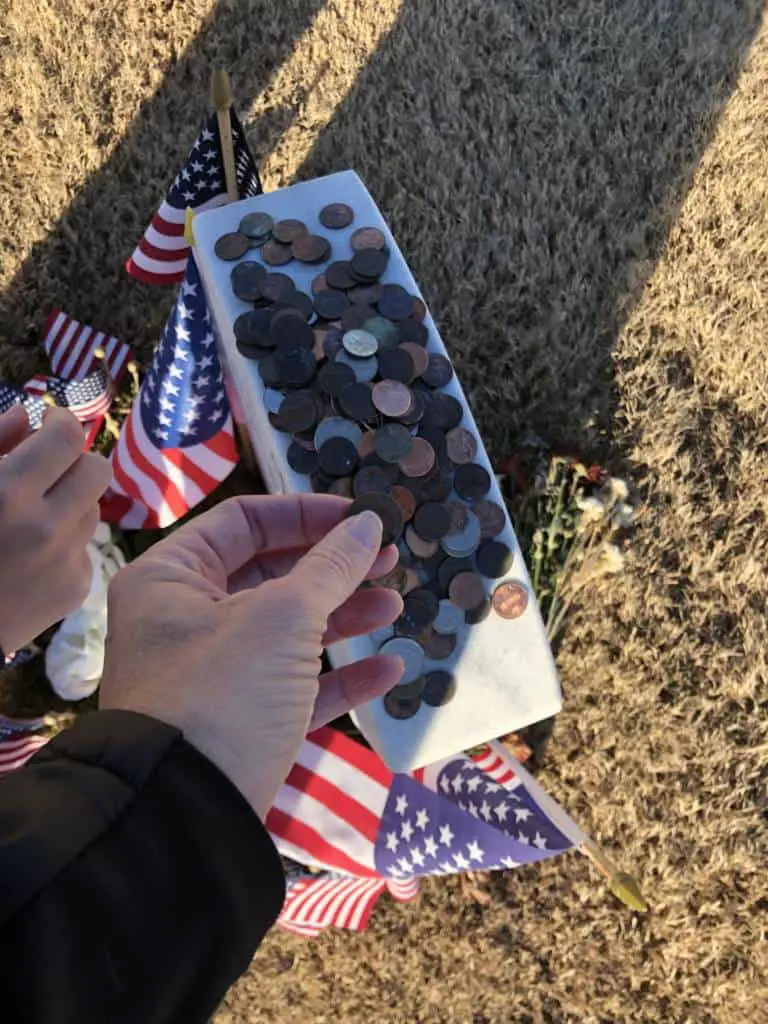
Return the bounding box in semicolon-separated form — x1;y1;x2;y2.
263;388;284;415
441;508;481;557
313;416;363;450
363;316;400;349
335;349;379;382
342;329;379;358
378;637;425;684
433;599;465;635
239;211;274;240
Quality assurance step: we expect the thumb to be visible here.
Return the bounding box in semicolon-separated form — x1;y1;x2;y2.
0;404;30;456
287;510;383;618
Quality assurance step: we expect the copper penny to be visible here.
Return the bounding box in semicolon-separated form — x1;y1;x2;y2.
399;342;429;377
311;273;329;295
412;298;427;323
491;581;529;620
261;239;293;266
446;499;469;535
357;431;376;459
319;202;354;229
215;232;251;261
446;426;477;465
448;571;487;611
292;233;331;264
273;218;308;244
474;499;507;538
398;437;436;478
351;226;386;252
405;524;439;559
390;484;417;522
417;627;457;661
372;380;413;418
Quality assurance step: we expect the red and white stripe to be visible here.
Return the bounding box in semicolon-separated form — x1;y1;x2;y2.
125;195;227;286
103;400;237;530
42;310;132;383
471;743;519;787
24;373;115;423
277;876;386;937
385;876;420;902
0;734;49;778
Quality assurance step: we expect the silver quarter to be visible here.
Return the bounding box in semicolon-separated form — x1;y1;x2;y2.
432;599;465;635
378;637;425;684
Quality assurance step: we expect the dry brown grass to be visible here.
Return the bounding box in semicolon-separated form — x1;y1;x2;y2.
2;1;767;1021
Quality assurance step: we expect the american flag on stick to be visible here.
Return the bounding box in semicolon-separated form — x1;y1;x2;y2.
42;310;132;384
25;369;115;424
100;254;239;529
126;109;261;286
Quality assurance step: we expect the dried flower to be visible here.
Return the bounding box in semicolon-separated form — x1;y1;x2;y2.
599;543;625;574
576;495;606;526
611;502;635;529
606;477;629;502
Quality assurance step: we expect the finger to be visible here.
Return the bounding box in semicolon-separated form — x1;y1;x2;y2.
227;541;399;593
322;587;403;645
152;493;356;586
286;511;383;618
310;655;404;729
0;405;30;455
46;451;113;520
2;407;83;493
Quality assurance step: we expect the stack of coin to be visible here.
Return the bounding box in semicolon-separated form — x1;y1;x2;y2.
219;201;525;720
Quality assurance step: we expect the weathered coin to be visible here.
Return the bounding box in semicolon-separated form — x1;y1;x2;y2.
374;566;408;593
412;298;428;323
372;380;413;418
413;502;451;542
396;389;426;427
404;524;439;559
383;690;422;720
273;218;308;244
317;436;359;477
423;670;457;706
314;416;363;450
421;393;463;431
286;441;318;476
342;329;379;358
363;316;400;349
476;540;514;579
347;492;404;546
341;304;376;332
261;272;295;303
421;471;453;503
448;571;487;611
292;233;331;264
474;498;507;539
311;273;329;295
338;381;377;422
390;484;417;523
351;247;389;281
440;509;481;557
258;354;282;388
418;627;457;661
234;309;273;349
230;261;266;302
445;499;469;536
335;350;378;383
328;476;354;498
215;232;251;261
491;581;529;620
376;346;414;384
390;675;426;700
353;465;392;497
421;352;454;388
422;547;447;579
348;282;383;306
398;437;436;478
271;316;314;351
277;392;318;434
318;360;356;397
261;239;293;266
374;423;413;463
319;202;354;229
378;284;415;321
239;211;274;240
398;319;429;347
446;426;477;465
277;346;316;387
437;556;474;591
351;226;386;252
454;463;492;501
398;342;429;378
326;261;357;290
356;431;376;459
396;588;440;636
314;289;350;321
466;597;492;625
432;600;465;636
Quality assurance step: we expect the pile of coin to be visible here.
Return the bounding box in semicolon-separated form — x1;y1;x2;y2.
220;202;526;720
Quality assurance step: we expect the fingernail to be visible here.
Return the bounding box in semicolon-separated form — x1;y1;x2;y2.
346;510;383;551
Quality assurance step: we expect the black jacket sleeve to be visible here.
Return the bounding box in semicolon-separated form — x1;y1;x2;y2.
0;710;286;1024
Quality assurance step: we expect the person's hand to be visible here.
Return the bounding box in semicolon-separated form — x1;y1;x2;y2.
0;405;112;653
100;494;405;818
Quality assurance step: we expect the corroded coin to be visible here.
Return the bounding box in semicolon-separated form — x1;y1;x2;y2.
348;282;383;306
476;540;514;579
314;289;350;321
347;492;404;547
230;261;266;302
286;441;318;476
413;502;451;542
317;436;359;477
351;226;386;251
445;499;469;536
353;465;392;497
318;360;356;397
319;202;354;229
261;239;293;266
276;392;317;433
418;627;457;661
466;597;492;625
421;352;454;388
372;379;412;418
421;393;463;431
437;556;474;591
423;670;457;706
474;498;507;539
351;247;389;280
395;588;440;636
215;232;251;261
341;305;376;332
374;423;413;463
398;342;429;378
311;273;329;295
446;426;477;465
273;218;308;244
454;463;492;501
338;381;377;422
491;581;529;620
261;272;295;303
377;346;416;384
378;284;415;321
363;316;400;348
326;261;357;290
239;211;274;240
448;571;486;611
390;484;417;523
398;320;429;346
342;329;379;358
398;437;436;478
292;233;331;264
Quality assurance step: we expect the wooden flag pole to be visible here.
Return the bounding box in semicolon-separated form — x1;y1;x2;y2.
210;68;239;203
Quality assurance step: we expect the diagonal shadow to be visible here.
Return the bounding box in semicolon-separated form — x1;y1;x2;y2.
288;0;764;463
0;0;327;383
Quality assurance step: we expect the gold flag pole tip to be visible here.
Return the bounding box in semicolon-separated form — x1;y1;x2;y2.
609;871;649;913
210;67;232;110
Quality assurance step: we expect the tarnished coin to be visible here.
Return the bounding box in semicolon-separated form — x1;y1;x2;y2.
390;675;426;700
378;284;415;321
230;261;266;302
319;202;354;229
374;423;413;463
445;499;469;536
276;392;317;433
448;571;487;611
271;316;314;351
423;670;457;706
351;247;389;281
399;342;429;378
326;261;357;290
396;389;426;426
438;556;474;591
363;316;400;348
454;463;492;501
314;289;350;321
347;492;404;546
492;581;529;620
357;431;376;459
466;597;492;624
390;484;417;523
318;360;356;397
239;211;274;240
395;588;440;636
474;498;507;539
234;309;273;350
261;272;295;303
398;437;436;478
338;381;377;423
335;349;378;383
421;353;454;388
440;509;481;558
353;465;392;497
372;380;413;418
432;600;465;635
476;540;514;579
413;502;451;542
412;298;428;323
342;329;379;358
311;273;329;295
418;628;457;661
215;232;251;261
421;393;463;431
292;233;331;264
273;218;308;244
383;691;422;720
341;304;376;332
398;320;429;347
375;566;408;593
277;346;316;387
446;427;477;465
348;282;383;306
317;436;359;477
314;416;363;450
404;524;439;559
377;346;415;384
287;441;318;476
261;239;293;266
351;226;386;252
283;289;315;321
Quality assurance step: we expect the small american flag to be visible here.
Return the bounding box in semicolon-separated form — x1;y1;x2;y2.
0;734;48;778
101;254;238;529
25;369;115;423
42;310;132;383
0;382;47;430
126;109;262;286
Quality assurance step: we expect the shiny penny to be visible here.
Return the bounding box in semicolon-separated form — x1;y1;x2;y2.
372;380;413;418
491;581;529;620
398;437;436;478
319;202;354;229
448;571;487;611
351;226;386;252
445;427;477;465
215;232;251;261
